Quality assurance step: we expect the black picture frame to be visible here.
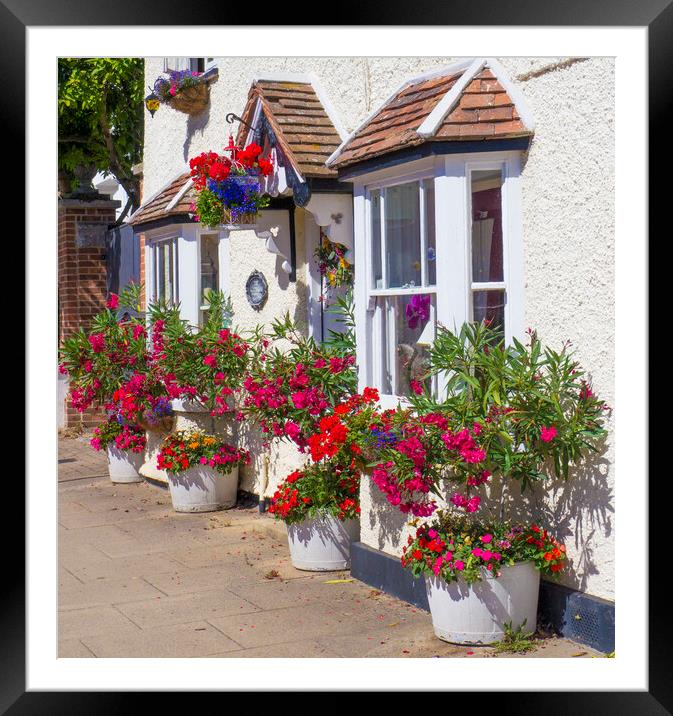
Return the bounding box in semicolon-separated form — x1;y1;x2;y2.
9;1;662;711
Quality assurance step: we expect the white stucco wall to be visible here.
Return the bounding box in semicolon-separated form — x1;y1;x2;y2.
142;56;614;601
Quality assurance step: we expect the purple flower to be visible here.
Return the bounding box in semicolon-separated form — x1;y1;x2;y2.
405;294;431;330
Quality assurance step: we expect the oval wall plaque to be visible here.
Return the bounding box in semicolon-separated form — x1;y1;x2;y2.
245;270;268;310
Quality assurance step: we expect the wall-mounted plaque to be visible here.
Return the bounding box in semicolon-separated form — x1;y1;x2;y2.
245;270;268;310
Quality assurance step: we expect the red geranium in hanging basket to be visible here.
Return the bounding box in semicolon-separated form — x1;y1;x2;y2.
188;137;274;228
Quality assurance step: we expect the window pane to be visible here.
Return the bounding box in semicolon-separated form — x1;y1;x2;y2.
377;293;435;397
471;170;504;283
371;190;382;289
423;178;436;286
157;245;166;302
473;290;505;335
385;182;421;288
200;234;219;306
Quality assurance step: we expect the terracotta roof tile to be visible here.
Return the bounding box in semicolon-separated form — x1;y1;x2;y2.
331;62;532;170
236;80;341;179
129;172;194;227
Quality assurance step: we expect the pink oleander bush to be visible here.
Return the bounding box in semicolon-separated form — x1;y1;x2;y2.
242;297;358;451
59;284;151;413
148;291;251;417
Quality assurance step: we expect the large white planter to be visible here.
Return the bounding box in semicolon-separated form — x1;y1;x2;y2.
425;561;540;645
286;514;360;571
167;465;238;513
106;446;143;484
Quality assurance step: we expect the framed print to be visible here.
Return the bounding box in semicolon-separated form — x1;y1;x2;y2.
6;0;665;710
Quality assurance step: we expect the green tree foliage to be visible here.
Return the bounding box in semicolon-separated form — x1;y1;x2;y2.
58;58;144;222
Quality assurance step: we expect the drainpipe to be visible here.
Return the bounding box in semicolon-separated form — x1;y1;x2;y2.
259;454;270;513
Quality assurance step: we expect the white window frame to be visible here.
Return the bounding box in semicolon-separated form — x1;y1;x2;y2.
196;227;231;327
163;58;217;74
150;236;179;306
353;151;524;406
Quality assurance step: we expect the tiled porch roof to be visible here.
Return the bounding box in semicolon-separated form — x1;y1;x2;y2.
129;172;193;227
328;59;533;170
236;78;343;179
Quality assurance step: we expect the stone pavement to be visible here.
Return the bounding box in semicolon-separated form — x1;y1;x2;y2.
58;434;601;659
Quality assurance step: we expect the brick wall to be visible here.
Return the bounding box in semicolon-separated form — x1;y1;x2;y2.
58;197;119;429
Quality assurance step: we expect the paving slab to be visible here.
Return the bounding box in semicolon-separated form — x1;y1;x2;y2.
58;638;98;658
114;589;260;629
59;605;141;640
81;620;243;658
207;601;363;649
208;640;338;658
59;575;166;610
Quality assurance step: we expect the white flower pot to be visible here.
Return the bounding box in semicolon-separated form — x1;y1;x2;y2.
106;446;143;484
425;561;540;645
167;465;238;513
286;514;360;571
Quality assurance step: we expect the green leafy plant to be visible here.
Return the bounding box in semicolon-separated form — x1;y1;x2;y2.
58;58;144;222
492;619;537;654
409;322;609;495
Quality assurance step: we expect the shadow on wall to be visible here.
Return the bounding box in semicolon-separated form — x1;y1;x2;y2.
365;477;412;555
364;433;613;594
183;106;211;163
234;417;270;495
469;434;613;594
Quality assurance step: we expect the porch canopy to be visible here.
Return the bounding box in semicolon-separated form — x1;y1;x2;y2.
327;58;534;175
235;75;354;254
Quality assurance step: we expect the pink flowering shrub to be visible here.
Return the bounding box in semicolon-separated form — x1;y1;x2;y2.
242;304;357;450
59;284;152;414
148;292;250;416
408;321;608;496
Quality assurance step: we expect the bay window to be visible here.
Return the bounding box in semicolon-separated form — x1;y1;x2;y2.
355;152;523;404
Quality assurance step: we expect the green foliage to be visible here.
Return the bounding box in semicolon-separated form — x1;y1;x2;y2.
58;58;144;216
492;620;537;654
194;189;225;229
323;290;357;357
409;322;608;493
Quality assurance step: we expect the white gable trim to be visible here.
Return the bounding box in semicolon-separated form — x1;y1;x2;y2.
165;177;193;213
416;58;486;138
326;58;476;167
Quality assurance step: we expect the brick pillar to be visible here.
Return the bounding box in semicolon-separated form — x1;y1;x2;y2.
58;196;120;428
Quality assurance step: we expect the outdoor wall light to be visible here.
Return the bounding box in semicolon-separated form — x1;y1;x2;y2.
145;90;160;117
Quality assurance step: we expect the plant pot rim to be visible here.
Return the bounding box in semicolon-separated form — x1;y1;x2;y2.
170;398;209;413
426;559;537;586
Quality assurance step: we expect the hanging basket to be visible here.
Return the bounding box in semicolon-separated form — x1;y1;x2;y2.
221;175;263;226
167;82;209;115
